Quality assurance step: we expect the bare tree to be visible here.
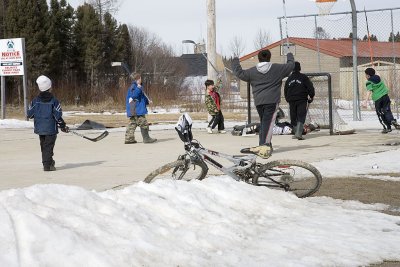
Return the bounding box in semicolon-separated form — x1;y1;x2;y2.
126;25;183;103
128;25;159;73
253;29;271;50
314;26;330;39
88;0;120;21
229;36;246;58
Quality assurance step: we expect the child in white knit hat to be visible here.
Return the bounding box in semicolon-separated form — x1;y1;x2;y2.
27;75;69;171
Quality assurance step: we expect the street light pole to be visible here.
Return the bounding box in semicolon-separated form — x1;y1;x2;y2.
350;0;361;121
207;0;217;81
182;40;219;74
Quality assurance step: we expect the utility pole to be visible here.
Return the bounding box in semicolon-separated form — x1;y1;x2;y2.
350;0;361;121
207;0;217;81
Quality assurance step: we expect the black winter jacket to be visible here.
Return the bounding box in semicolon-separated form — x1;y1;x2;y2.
284;71;315;102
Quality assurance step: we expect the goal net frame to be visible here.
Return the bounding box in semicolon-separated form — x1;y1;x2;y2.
245;72;355;135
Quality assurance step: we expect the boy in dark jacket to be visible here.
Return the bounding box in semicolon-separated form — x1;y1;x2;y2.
364;67;400;133
284;61;315;140
27;75;69;171
232;49;294;158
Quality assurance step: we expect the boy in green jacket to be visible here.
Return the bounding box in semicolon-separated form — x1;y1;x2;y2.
365;67;400;133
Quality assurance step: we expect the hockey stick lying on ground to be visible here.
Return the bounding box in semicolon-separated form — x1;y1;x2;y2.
70;130;109;142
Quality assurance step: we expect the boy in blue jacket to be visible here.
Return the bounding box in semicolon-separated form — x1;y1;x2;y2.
124;73;157;144
27;75;69;171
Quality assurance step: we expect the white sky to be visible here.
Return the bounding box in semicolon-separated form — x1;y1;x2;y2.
1;114;400;266
65;0;400;55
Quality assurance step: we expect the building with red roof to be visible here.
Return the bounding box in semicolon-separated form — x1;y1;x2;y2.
238;37;399;100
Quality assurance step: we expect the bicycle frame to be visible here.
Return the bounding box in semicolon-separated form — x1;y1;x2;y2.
184;141;257;181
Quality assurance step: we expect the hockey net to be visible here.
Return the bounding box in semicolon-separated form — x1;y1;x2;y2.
279;73;355;135
315;0;337;16
248;73;355;135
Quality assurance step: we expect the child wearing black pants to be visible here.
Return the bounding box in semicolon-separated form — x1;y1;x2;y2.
27;75;69;171
204;79;226;134
364;68;400;133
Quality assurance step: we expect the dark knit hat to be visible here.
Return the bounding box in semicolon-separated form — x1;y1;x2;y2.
294;61;301;72
365;67;375;76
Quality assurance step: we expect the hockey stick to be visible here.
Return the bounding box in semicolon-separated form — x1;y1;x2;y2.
113;62;153;103
282;0;290;52
70;130;109;142
364;7;374;65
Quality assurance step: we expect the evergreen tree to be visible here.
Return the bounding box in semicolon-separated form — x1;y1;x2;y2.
348;32;361;40
48;0;75;80
0;0;10;38
4;0;21;38
5;0;50;81
363;34;377;41
115;23;132;69
73;4;103;90
101;12;118;74
388;31;400;42
47;0;62;79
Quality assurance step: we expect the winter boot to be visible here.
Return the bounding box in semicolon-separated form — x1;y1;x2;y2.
124;139;137;144
141;128;157;143
43;165;56;171
291;123;299;139
391;120;400;130
294;122;305;140
43;160;56;171
124;126;137;144
381;128;392;134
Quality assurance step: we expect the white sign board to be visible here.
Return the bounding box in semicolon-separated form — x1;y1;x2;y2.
0;38;25;76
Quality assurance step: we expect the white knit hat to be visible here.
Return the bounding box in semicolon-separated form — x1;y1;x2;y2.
36;75;52;92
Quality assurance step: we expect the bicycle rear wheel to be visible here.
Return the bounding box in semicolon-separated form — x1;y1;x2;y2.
253;160;322;198
144;159;208;183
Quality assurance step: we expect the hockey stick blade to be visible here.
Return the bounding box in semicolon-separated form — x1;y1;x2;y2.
70;130;109;142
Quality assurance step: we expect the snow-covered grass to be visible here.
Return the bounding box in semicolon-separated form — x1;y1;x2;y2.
1;177;399;267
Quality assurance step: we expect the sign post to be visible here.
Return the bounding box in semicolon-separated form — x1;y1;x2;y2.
0;38;28;119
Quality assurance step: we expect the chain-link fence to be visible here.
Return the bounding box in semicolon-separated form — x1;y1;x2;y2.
279;7;400;122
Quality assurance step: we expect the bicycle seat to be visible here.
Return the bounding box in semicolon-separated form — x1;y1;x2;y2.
176;113;193;142
240;144;273;159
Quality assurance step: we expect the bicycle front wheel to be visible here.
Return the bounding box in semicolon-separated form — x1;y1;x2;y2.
253;160;322;198
144;159;208;183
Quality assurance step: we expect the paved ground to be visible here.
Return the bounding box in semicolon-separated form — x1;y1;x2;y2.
1;125;399;191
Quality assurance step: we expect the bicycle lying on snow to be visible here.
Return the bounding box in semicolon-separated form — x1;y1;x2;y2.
144;113;322;198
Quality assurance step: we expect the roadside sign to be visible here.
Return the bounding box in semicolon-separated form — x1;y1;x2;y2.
0;38;25;76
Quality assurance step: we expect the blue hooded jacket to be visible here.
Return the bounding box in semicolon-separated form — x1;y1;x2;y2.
126;81;149;117
27;91;64;135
